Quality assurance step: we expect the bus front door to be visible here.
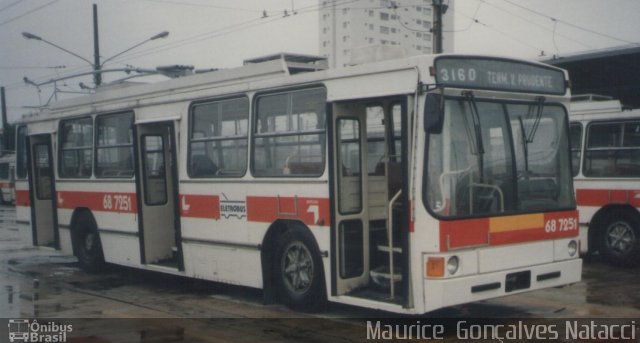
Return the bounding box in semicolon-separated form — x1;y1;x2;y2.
331;98;409;302
331;103;370;295
136;122;183;270
28;134;58;248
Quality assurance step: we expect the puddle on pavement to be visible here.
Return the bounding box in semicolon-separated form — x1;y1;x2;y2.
582;260;640;310
69;276;128;291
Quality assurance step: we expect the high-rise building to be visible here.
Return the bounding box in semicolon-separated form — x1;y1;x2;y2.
319;0;454;68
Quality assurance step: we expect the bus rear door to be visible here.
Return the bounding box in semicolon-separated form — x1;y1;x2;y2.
136;122;183;270
28;134;59;248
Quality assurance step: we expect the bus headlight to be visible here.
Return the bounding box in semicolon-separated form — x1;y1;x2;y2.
568;240;577;257
446;256;459;275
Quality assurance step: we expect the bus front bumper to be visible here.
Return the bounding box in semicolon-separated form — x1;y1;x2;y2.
422;258;582;312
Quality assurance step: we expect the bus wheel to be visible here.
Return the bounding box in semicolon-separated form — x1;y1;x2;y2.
75;214;105;273
601;210;640;267
275;229;324;310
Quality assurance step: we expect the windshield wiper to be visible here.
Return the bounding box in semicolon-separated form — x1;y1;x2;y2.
526;96;546;143
518;116;530;175
518;96;546;178
462;91;485;180
462;91;484;154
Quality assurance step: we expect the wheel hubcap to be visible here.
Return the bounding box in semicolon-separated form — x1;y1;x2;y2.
84;233;95;251
282;242;313;294
606;221;636;255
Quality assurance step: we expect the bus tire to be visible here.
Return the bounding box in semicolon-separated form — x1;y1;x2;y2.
274;228;325;310
600;209;640;267
74;214;105;273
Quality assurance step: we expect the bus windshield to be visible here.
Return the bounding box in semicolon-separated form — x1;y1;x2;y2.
425;96;574;218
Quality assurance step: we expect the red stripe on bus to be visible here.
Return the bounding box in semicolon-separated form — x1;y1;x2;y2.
439;217;490;251
576;189;640;208
16;189;30;207
56;191;138;214
179;194;220;219
246;196;330;227
439;210;578;252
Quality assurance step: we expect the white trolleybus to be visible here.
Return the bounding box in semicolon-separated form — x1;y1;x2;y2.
570;96;640;266
15;53;581;314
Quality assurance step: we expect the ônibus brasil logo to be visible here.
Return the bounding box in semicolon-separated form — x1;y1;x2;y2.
7;319;72;342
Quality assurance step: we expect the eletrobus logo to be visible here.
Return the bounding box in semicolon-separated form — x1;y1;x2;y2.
7;319;72;342
219;193;246;219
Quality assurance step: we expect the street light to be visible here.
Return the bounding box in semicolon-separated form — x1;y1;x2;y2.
22;32;94;66
22;30;169;86
100;31;169;66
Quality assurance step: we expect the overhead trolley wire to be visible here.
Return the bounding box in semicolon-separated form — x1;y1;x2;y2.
0;0;24;13
500;0;637;45
111;0;362;63
448;4;544;53
478;0;593;49
0;0;60;27
139;0;263;14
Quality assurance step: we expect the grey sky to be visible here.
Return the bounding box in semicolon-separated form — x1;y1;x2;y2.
1;0;638;122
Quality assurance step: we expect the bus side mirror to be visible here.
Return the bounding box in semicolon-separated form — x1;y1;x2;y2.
424;93;444;133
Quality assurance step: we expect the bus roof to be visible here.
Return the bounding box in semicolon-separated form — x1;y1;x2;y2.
570;99;640;121
17;53;568;125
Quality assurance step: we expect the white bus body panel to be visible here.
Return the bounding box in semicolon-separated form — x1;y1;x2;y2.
570;100;640;255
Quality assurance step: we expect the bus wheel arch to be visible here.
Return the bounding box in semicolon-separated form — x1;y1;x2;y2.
70;208;105;272
261;219;326;309
590;205;640;267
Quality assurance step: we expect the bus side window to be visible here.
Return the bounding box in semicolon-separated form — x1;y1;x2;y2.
253;88;327;177
59;117;93;178
189;97;248;178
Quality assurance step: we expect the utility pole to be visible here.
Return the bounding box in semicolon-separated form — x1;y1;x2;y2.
0;87;10;153
432;0;446;54
93;4;101;86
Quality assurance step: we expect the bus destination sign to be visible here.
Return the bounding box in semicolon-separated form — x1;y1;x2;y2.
434;57;566;95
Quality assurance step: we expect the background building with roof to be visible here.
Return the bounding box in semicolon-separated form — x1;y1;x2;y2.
545;45;640;109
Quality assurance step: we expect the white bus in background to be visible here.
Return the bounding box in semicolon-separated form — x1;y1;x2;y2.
15;52;581;314
0;152;16;204
570;96;640;267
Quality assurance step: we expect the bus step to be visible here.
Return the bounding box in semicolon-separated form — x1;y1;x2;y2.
370;265;402;288
377;245;402;254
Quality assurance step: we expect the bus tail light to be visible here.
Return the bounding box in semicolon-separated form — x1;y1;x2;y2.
426;257;445;277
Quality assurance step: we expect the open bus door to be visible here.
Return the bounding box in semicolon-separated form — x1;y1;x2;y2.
331;99;409;304
27;134;59;248
331;103;371;295
135;121;183;270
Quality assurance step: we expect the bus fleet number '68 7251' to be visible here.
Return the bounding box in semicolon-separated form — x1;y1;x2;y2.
102;194;133;212
545;217;578;233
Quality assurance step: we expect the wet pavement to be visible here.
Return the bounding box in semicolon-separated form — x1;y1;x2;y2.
1;204;639;342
